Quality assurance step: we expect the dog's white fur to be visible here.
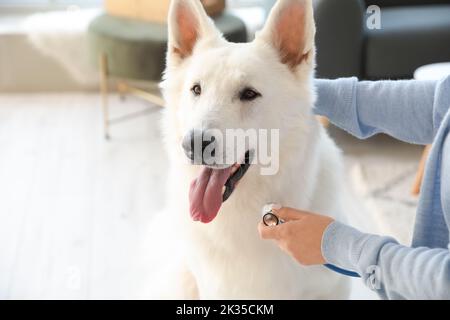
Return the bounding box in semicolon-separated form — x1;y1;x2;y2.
150;0;351;299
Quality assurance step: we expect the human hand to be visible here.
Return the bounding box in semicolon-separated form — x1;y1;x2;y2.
258;206;334;266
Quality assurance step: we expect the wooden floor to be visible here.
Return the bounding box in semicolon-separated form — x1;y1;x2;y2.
0;94;167;299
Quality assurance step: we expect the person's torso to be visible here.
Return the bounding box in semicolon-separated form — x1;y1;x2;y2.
441;131;450;246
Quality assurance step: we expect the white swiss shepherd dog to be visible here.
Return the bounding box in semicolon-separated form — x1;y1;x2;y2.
147;0;354;299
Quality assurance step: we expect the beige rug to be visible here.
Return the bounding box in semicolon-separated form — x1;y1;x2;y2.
328;123;423;246
350;161;418;245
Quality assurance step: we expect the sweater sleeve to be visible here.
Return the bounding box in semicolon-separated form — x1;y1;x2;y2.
314;77;438;145
318;77;450;299
322;222;450;300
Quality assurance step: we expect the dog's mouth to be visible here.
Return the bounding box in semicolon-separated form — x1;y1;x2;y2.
189;150;252;223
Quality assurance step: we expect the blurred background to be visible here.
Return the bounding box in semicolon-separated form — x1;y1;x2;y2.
0;0;449;299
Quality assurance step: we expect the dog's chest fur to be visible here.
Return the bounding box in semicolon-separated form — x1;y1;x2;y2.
165;126;349;299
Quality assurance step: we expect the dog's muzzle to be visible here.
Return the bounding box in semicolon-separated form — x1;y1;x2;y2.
182;129;217;165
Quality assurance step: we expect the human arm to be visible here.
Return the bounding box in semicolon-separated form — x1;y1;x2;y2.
258;207;450;300
314;77;444;144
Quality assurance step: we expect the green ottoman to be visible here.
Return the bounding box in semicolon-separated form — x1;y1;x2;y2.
88;13;247;81
88;13;247;139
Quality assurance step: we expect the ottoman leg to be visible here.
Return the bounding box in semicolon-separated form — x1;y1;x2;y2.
99;53;110;140
117;81;127;101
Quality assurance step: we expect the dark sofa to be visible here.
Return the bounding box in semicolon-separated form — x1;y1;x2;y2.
313;0;450;79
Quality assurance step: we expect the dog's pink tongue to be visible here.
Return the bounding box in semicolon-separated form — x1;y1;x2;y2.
189;167;232;223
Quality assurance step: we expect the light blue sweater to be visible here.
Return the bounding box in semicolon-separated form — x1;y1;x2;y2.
314;76;450;300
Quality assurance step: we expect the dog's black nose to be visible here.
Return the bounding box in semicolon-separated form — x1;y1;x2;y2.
182;129;217;164
181;130;196;161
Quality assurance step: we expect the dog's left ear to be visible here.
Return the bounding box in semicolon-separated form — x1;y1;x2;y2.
167;0;222;65
258;0;315;70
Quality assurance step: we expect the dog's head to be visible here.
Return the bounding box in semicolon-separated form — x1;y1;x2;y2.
161;0;316;223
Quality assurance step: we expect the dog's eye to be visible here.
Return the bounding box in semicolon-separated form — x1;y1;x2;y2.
191;84;202;96
240;88;261;102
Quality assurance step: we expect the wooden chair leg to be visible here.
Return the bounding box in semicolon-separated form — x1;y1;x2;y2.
411;144;432;196
99;53;110;140
317;116;330;128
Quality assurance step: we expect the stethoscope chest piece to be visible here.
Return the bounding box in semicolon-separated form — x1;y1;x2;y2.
262;211;284;227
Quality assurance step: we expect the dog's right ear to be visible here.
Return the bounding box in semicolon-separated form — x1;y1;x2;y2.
167;0;222;66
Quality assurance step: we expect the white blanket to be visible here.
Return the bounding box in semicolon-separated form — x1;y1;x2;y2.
22;9;101;86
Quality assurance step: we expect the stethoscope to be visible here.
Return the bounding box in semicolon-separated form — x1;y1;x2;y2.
262;209;361;278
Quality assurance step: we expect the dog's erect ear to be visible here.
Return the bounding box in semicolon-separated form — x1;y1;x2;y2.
259;0;315;70
168;0;221;63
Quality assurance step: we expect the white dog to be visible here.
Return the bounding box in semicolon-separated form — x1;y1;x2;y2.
149;0;352;299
